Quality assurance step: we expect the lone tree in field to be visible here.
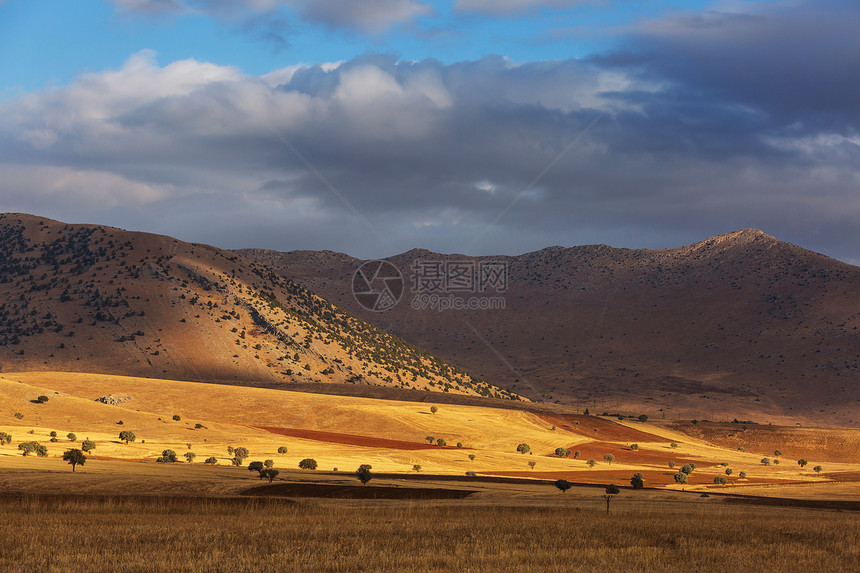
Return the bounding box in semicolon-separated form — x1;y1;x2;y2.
233;447;249;461
205;457;218;464
413;464;422;473
425;436;435;444
631;473;644;489
277;446;288;454
468;454;476;462
528;461;536;470
555;447;570;457
638;415;648;423
0;432;12;445
81;439;96;453
738;471;747;478
36;395;49;403
603;453;615;465
516;443;530;454
436;438;447;447
798;459;808;468
573;450;581;459
184;452;196;463
604;484;620;513
356;464;373;485
261;468;279;483
630;444;639;451
430;406;438;415
299;458;318;470
670;443;678;449
813;465;822;474
62;449;86;472
586;459;597;468
725;468;733;475
761;458;771;466
555;479;572;493
119;431;136;444
67;433;76;442
674;472;688;484
157;449;177;463
680;463;694;475
264;459;274;468
714;476;728;485
248;461;265;477
668;461;675;469
774;450;782;457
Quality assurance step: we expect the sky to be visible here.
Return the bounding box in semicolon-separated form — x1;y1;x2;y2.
1;0;859;264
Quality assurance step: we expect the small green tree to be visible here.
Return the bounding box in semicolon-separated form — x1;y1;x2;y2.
674;472;688;484
19;441;42;456
681;463;694;475
456;442;463;448
555;447;570;457
67;433;76;442
425;436;435;444
813;465;822;474
638;415;648;423
555;479;572;493
761;458;771;466
172;415;181;421
157;449;177;463
436;438;447;447
0;432;12;445
231;456;244;466
264;459;274;468
233;447;249;460
356;465;373;485
36;395;49;403
205;457;218;464
81;439;96;453
668;461;675;469
62;449;86;472
468;454;476;462
184;452;196;463
630;444;639;451
773;450;781;457
573;450;581;459
604;485;620;513
413;464;422;473
248;461;265;476
430;406;438;414
798;459;808;467
725;468;733;475
261;468;279;483
528;461;536;469
299;458;317;470
714;476;728;485
277;446;288;454
670;443;678;449
604;453;615;465
516;443;530;454
119;431;136;444
631;473;644;489
586;459;596;468
738;471;746;478
49;431;58;438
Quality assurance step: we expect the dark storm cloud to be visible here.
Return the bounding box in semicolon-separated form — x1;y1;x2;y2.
2;1;860;263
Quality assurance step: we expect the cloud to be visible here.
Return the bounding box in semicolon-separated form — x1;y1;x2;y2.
2;1;860;263
108;0;432;32
455;0;590;16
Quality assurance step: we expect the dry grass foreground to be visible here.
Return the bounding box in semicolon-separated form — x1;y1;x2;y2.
3;371;860;497
1;494;858;572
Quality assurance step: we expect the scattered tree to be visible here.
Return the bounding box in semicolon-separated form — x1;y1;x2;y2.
356;465;373;485
738;471;747;479
157;449;177;463
798;459;808;468
573;450;581;459
604;485;620;513
119;431;136;444
516;443;530;454
62;449;86;472
430;406;438;415
436;438;447;447
36;395;49;403
668;461;675;469
231;456;244;466
555;447;569;457
425;436;435;444
172;415;181;421
205;457;218;465
261;468;279;483
555;479;572;493
233;447;249;460
184;452;196;463
468;454;476;462
277;446;288;454
813;465;822;474
638;415;648;423
714;476;728;485
264;459;274;468
14;412;23;419
49;431;57;438
774;449;782;457
586;459;596;468
604;453;615;465
0;432;12;445
81;439;96;453
761;458;771;466
413;464;422;473
681;464;694;475
725;468;733;475
67;433;76;442
528;461;536;469
248;461;265;476
456;442;463;448
631;473;644;489
630;444;639;451
674;472;688;484
299;458;318;470
19;441;47;456
670;443;678;449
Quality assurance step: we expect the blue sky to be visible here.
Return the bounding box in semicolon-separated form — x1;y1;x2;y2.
1;0;858;264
